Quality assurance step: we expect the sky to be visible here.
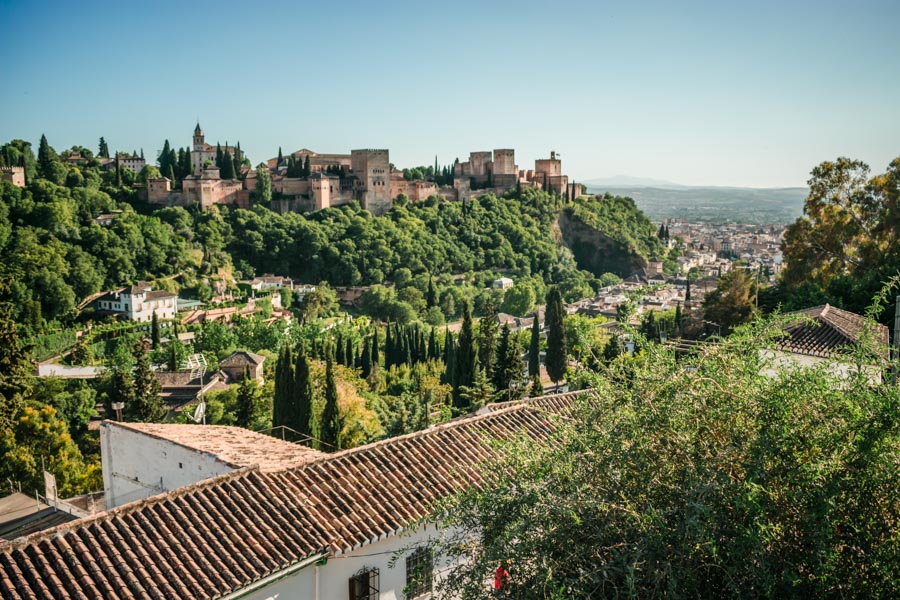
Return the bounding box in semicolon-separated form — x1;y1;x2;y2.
1;0;898;187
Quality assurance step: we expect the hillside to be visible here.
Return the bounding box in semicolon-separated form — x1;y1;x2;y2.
558;195;663;278
584;185;807;224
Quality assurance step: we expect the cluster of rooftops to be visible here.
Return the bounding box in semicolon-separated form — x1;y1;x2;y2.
0;392;583;599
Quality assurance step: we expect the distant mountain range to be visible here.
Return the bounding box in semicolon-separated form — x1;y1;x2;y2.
582;177;807;224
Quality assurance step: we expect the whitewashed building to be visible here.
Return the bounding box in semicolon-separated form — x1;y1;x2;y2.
94;281;177;322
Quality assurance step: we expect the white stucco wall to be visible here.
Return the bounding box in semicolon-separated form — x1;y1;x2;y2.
241;525;460;600
100;422;236;510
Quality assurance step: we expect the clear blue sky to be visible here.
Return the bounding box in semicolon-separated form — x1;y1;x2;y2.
1;0;898;187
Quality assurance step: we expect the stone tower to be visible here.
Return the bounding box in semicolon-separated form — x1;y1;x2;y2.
351;149;391;216
191;123;205;175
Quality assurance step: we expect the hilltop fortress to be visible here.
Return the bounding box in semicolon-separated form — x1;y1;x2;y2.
146;124;580;215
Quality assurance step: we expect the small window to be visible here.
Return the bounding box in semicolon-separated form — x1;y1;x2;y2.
349;566;378;600
405;547;433;598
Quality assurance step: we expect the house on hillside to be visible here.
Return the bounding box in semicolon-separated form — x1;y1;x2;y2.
1;391;590;600
93;282;177;322
219;351;266;383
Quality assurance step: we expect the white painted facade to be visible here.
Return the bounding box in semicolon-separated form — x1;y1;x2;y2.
240;524;457;600
95;286;178;322
100;422;236;510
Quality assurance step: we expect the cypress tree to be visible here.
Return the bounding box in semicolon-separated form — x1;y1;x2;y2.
361;336;372;378
303;155;311;177
528;313;541;378
37;134;56;181
166;164;176;183
129;341;165;422
372;329;380;367
150;311;160;348
675;303;683;328
236;368;261;429
277;147;283;166
441;328;454;385
529;374;543;397
428;327;438;360
476;301;498;378
384;324;393;369
98;137;109;159
140;148;145;160
215;143;222;168
493;323;521;400
345;337;354;369
158;139;171;172
685;278;692;304
221;150;235;179
427;277;437;308
293;344;313;440
272;344;294;430
452;300;477;412
320;350;342;451
545;286;567;386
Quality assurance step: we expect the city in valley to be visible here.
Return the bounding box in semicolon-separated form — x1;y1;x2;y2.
1;2;898;599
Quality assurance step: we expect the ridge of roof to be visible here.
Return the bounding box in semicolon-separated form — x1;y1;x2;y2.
293;389;591;470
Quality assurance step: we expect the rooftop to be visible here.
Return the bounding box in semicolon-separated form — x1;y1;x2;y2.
109;422;324;471
0;391;590;599
780;304;890;358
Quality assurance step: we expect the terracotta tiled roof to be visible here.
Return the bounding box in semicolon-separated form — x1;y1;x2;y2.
110;422;325;471
0;391;591;599
779;304;890;358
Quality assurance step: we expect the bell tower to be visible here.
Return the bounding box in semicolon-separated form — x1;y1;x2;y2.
191;123;205;175
193;122;204;151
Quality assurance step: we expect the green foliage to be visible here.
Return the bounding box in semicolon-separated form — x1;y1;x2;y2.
0;405;101;496
126;342;164;422
702;268;757;333
499;279;536;316
235;371;266;430
433;317;900;598
773;156;900;326
544;286;567;384
452;301;477;413
320;352;342;450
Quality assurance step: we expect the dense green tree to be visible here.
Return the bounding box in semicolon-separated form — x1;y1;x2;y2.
235;368;264;429
272;344;293;430
0;292;32;432
476;300;498;379
500;280;536;316
452;300;477;412
221;150;236;180
293;344;314;440
320;350;342;451
128;341;165;422
702;268;757;333
254;163;272;204
528;314;541;379
150;311;160;348
544;286;567;385
433;318;900;598
492;323;521;400
98;137;109;159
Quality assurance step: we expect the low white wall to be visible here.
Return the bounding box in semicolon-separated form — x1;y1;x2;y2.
243;525;459;600
100;422;236;510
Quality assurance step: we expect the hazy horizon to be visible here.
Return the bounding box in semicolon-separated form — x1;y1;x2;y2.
2;0;898;188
